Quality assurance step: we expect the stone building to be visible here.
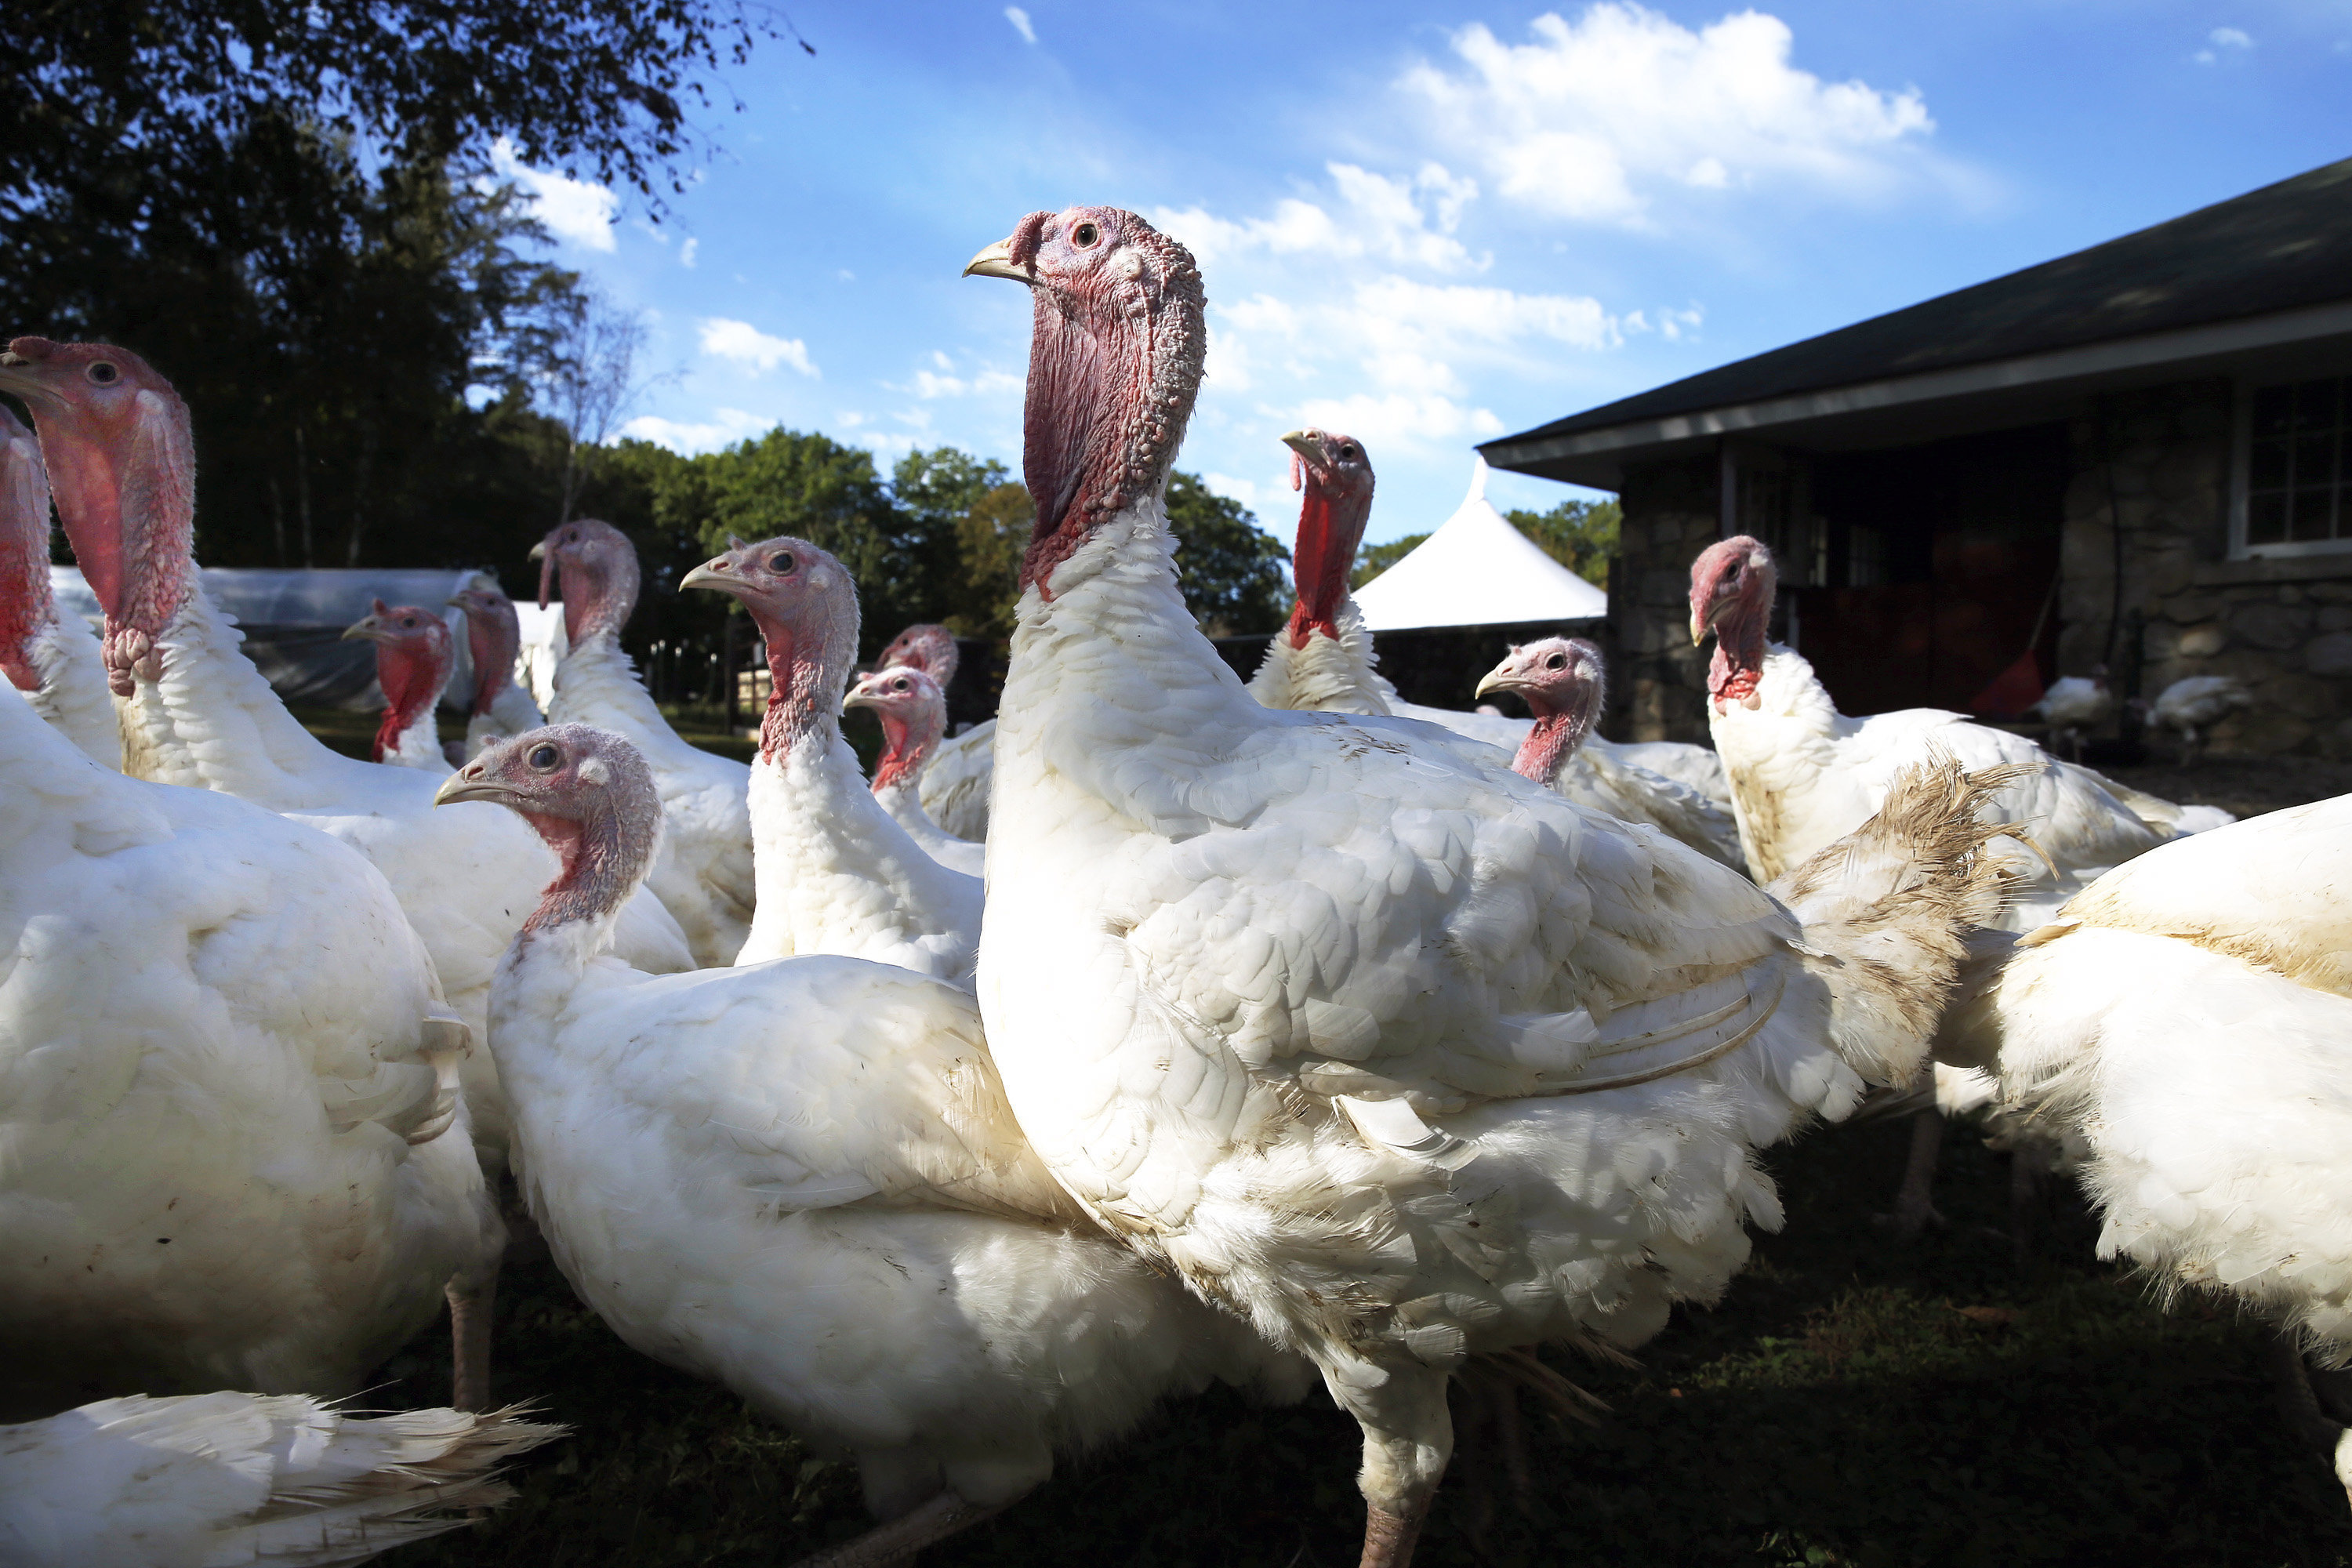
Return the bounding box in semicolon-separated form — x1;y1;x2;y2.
1480;157;2352;757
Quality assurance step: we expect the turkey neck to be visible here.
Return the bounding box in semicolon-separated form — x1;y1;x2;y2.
555;547;637;650
869;700;941;795
1707;594;1769;713
375;637;450;765
1512;702;1596;786
0;420;53;695
1282;481;1369;649
466;608;517;717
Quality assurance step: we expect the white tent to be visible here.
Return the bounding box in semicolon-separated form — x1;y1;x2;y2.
1352;458;1608;632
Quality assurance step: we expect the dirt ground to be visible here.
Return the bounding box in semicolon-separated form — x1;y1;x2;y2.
2096;753;2352;819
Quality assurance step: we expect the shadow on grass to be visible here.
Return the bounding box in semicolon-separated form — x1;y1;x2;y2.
376;1107;2352;1568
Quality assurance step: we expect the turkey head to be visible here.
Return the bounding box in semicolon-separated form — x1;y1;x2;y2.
1279;428;1374;648
0;337;195;695
681;535;859;760
344;600;452;764
1689;535;1777;712
1476;636;1606;783
447;578;523;717
964;205;1204;596
530;518;641;648
874;622;959;684
844;663;948;793
436;724;662;931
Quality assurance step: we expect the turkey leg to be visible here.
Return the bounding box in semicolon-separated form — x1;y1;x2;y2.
446;1261;497;1413
1882;1109;1947;1240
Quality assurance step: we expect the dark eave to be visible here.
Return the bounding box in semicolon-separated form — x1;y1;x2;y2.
1483;155;2352;490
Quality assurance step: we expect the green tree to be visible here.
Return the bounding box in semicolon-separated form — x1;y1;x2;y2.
1166;472;1291;637
1504;497;1621;587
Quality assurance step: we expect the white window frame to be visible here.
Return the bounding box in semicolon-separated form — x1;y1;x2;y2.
2232;372;2352;559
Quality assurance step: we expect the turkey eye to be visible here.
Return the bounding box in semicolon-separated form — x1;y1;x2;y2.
893;679;909;691
1339;444;1357;459
528;743;560;770
769;553;796;574
87;361;118;385
1073;221;1100;247
1546;654;1566;670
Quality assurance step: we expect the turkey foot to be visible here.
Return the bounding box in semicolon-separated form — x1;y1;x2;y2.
446;1264;497;1413
789;1490;1014;1568
1874;1109;1947;1240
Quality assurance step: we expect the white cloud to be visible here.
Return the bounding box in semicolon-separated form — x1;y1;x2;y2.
1402;5;1934;223
490;138;620;251
897;354;1022;400
2211;26;2252;47
699;318;818;377
1152;161;1486;274
621;408;779;454
680;238;699;269
1203;470;1272;510
1004;5;1035;43
1289;391;1508;457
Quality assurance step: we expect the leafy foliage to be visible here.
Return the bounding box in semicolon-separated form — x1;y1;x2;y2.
1504;496;1621;586
1166;472;1292;637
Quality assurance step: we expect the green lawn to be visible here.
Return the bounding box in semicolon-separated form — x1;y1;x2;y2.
366;1112;2352;1568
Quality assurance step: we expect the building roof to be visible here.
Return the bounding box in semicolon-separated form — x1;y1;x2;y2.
1483;156;2352;488
1352;459;1608;631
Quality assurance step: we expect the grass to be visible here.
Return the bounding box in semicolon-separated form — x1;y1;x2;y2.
362;1116;2352;1568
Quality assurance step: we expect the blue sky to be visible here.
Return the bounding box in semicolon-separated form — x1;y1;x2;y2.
501;1;2352;546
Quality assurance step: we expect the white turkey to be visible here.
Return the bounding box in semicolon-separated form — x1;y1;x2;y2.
1936;793;2352;1503
0;1393;561;1568
1690;535;2237;1233
435;724;1309;1566
684;539;983;981
1247;426;1740;868
536;517;755;968
0;403;115;768
2149;673;2252;763
0;336;695;1192
447;574;545;758
2027;666;2111;762
964;204;2013;1566
1689;534;2232;916
1472;633;1744;869
0;644;501;1417
844;661;987;877
887;623;998;842
343;599;453;773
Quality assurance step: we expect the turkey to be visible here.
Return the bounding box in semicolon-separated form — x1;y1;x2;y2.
844;661;988;877
684;539;983;981
1247;426;1740;867
536;517;755;968
2027;666;2112;763
0;1393;561;1568
1689;534;2232;918
1472;633;1744;869
1690;535;2238;1235
435;725;1309;1566
0;335;695;1189
2149;673;2252;764
0;645;501;1417
1935;793;2352;1504
0;403;115;768
965;204;2013;1566
885;623;998;842
343;600;454;772
447;574;544;758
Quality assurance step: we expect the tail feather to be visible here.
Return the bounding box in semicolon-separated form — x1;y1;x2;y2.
0;1393;564;1568
1768;757;2024;1089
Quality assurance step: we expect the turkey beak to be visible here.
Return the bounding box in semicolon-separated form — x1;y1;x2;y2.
445;594;470;610
1474;662;1528;701
527;540;547;561
342;616;388;644
0;356;61;411
434;765;520;809
841;678;876;716
963;238;1033;285
1279;429;1330;468
680;560;745;600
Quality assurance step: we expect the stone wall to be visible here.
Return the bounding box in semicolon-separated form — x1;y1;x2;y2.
2056;377;2352;757
1607;454;1719;742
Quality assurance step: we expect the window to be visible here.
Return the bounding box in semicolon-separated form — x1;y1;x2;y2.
2239;374;2352;556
